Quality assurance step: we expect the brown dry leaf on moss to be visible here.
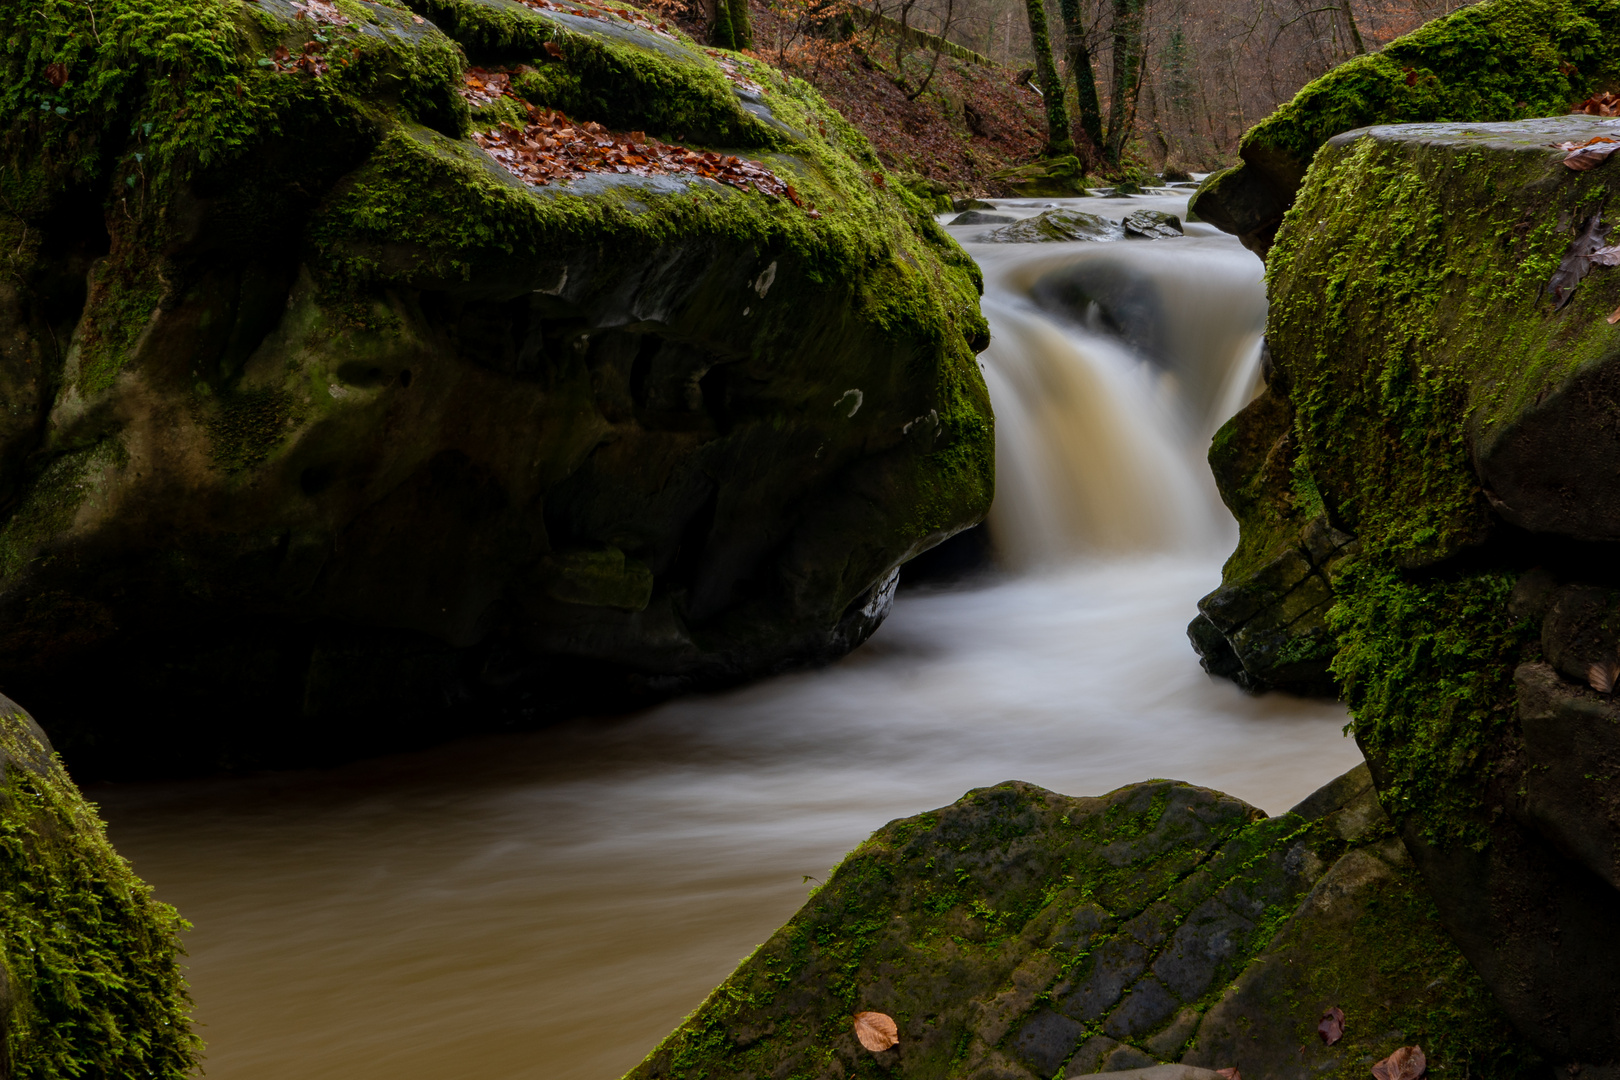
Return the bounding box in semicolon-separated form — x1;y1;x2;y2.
460;67;512;107
1317;1005;1345;1045
1371;1045;1426;1080
474;107;796;200
1557;135;1620;170
853;1011;898;1052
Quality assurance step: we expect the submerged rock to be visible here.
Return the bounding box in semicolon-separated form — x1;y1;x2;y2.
1121;209;1184;239
0;695;199;1075
983;209;1123;243
626;766;1537;1080
948;210;1017;226
0;0;992;773
1190;0;1620;258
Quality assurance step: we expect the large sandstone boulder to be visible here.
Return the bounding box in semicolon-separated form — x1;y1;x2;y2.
1189;0;1620;258
0;0;992;773
626;766;1538;1080
0;694;199;1077
1204;115;1620;1071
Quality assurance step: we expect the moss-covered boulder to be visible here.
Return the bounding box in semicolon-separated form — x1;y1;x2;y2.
0;0;993;773
1200;115;1620;1069
0;694;199;1077
1189;0;1620;258
626;766;1539;1080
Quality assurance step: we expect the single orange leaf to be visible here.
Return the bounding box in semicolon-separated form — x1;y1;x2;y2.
853;1011;898;1052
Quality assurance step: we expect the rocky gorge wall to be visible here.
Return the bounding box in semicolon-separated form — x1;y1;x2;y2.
1200;115;1620;1073
0;0;993;774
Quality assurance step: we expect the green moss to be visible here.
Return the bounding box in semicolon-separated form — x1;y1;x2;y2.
75;253;163;396
0;705;200;1079
1263;124;1614;841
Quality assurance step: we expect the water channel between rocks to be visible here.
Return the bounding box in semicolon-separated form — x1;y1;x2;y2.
89;191;1365;1080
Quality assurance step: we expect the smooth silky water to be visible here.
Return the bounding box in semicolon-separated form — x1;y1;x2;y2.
89;191;1363;1080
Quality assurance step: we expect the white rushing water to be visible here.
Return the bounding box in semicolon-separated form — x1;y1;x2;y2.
91;191;1360;1080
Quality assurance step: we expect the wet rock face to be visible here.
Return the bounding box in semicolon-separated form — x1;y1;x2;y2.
627;767;1538;1080
1204;115;1620;1070
0;0;993;773
1189;0;1620;259
1186;386;1352;696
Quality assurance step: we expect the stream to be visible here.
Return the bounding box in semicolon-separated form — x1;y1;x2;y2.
89;190;1363;1080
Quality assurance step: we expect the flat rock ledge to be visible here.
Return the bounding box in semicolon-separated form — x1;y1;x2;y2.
625;765;1536;1080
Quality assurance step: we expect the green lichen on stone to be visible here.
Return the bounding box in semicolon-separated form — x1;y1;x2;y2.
0;702;200;1079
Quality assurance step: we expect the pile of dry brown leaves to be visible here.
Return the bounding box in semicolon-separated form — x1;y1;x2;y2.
469;98;814;211
1573;91;1620;117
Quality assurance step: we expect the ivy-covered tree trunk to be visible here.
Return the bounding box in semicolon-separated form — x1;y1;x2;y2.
712;0;751;49
1059;0;1104;166
1105;0;1145;164
1023;0;1073;157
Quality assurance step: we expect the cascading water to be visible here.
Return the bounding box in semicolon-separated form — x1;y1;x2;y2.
89;191;1360;1080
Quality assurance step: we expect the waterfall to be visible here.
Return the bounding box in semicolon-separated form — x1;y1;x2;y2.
963;211;1268;568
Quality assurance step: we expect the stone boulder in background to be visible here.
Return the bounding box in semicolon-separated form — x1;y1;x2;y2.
0;0;993;774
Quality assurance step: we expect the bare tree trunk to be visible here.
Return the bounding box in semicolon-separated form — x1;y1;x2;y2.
1105;0;1145;164
1024;0;1075;156
1338;0;1367;54
1059;0;1105;166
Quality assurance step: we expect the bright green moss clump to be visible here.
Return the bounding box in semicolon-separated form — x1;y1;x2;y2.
0;701;199;1079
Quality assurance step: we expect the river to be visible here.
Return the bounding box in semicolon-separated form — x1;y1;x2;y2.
89;190;1363;1080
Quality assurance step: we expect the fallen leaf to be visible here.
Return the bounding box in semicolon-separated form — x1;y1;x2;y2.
1559;136;1620;170
411;12;424;21
1216;1070;1242;1080
1318;1005;1346;1045
544;40;564;59
853;1011;899;1052
1571;91;1620;116
1608;304;1620;324
1548;214;1613;309
44;62;68;88
1590;660;1618;693
1371;1045;1427;1080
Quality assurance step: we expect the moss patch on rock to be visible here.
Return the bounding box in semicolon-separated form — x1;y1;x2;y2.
0;696;199;1079
0;0;993;774
626;767;1536;1080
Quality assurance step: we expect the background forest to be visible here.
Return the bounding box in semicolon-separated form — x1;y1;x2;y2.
646;0;1481;186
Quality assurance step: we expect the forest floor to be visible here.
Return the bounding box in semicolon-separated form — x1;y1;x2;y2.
660;0;1052;195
